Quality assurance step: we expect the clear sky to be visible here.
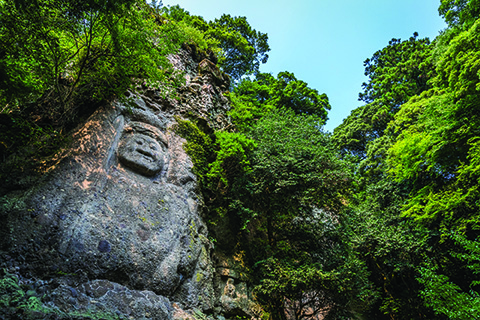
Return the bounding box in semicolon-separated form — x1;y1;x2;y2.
160;0;447;132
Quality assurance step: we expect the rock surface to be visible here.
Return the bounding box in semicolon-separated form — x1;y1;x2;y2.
0;45;259;319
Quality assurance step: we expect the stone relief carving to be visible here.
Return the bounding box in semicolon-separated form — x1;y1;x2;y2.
117;121;167;177
0;46;259;319
0;96;216;318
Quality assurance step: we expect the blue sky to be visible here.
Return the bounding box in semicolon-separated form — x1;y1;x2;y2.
160;0;447;131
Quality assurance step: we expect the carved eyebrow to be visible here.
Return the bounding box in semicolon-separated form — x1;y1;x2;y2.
124;125;167;147
143;132;167;146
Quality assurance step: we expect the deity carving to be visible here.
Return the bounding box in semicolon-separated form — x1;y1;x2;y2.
117;121;167;176
0;44;235;317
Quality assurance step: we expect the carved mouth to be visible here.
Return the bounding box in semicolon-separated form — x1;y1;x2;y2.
136;148;155;161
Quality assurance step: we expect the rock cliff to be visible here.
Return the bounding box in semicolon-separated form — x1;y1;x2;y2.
0;44;258;320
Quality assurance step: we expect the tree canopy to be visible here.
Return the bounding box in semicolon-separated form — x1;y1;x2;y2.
229;71;330;131
3;0;480;319
333;34;433;160
162;5;270;80
0;0;187;120
332;1;480;318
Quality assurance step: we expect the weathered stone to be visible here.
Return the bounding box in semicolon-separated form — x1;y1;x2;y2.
0;46;262;319
214;253;261;318
1;94;215;309
52;279;173;320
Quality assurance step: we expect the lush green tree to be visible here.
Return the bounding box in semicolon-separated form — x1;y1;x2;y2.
0;0;185;119
160;5;215;53
418;232;480;320
244;108;349;244
177;103;357;318
208;14;269;80
330;14;480;320
439;0;480;28
333;34;433;161
162;5;270;80
342;178;446;319
375;16;480;320
233;109;358;318
388;19;480;228
229;71;330;130
359;34;432;108
331;103;386;160
227;72;276;131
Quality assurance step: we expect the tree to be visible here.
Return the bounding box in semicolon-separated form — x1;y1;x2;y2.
176;104;356;318
439;0;480;28
378;16;480;320
330;27;469;320
162;6;270;80
333;34;433;160
229;72;330;130
238;108;359;319
388;19;480;227
342;178;443;319
246;109;348;242
0;0;185;120
418;232;480;320
208;14;269;80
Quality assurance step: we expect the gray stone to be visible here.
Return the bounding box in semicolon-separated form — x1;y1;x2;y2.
1;96;215;311
0;46;261;319
52;279;173;320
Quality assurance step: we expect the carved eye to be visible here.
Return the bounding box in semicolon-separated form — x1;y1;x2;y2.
136;139;144;145
150;144;157;151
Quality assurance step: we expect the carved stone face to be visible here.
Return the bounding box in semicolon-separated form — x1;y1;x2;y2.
117;132;164;176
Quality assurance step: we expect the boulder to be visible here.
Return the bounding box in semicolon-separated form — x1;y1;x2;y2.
0;47;260;319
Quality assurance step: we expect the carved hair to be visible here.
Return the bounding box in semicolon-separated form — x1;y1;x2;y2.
123;121;168;147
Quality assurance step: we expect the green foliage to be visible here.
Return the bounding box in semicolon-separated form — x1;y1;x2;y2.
246;108;348;219
207;131;256;189
0;0;185;120
163;5;270;80
271;71;330;118
331;25;473;317
0;113;70;189
229;71;330;130
192;308;215;320
254;258;336;317
161;5;216;52
227;73;276;130
439;0;480;28
0;270;124;319
173;116;215;188
336;11;480;320
0;271;51;317
342;179;442;319
207;14;270;80
226;91;274;133
418;232;480;320
418;266;480;320
254;222;373;320
387;19;480;231
232;109;355;317
388;91;453;184
177;81;353;318
173;117;256;221
435;18;480;100
359;34;433;109
333;34;433;160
